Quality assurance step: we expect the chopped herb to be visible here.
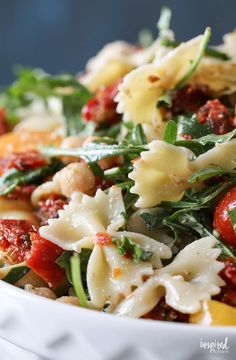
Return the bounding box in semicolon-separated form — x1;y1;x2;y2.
123;123;147;146
0;158;63;196
163;120;177;144
70;253;88;308
112;235;153;263
176;113;212;139
56;251;73;283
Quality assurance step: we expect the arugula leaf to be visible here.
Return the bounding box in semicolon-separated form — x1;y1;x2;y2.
177;113;212;139
41;142;148;163
175;128;236;156
188;167;236;184
156;90;173;108
138;29;154;48
79;249;92;295
160;38;230;61
176;27;211;89
70;253;88;308
163;120;177;144
123;123;147;146
228;209;236;236
112;235;153;263
0;158;63;196
3;265;30;284
157;6;172;39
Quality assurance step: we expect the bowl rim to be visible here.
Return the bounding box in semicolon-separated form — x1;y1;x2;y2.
1;280;236;334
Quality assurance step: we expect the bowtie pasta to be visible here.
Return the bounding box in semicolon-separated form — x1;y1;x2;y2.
0;7;236;326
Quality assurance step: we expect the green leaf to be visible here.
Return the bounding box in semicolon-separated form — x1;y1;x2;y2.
175;128;236;156
0;158;63;196
188;167;236;184
138;29;154;48
163;120;177;144
157;7;172;39
112;235;153;263
156;90;173;109
41;143;148;163
3;265;30;284
70;253;88;308
177;113;212;139
176;27;211;89
56;251;73;284
123;123;147;146
80;249;92;295
228;209;236;236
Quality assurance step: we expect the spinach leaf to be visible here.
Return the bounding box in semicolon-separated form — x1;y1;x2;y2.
123;123;147;146
0;158;63;195
163;120;177;144
56;251;73;283
156;90;173;108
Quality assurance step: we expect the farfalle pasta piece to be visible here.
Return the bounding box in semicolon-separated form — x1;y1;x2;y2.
87;244;154;309
190;139;236;171
129;140;192;208
114;236;225;317
39;186;125;251
116;34;205;126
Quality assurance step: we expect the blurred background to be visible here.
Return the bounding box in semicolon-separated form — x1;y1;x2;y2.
0;0;235;84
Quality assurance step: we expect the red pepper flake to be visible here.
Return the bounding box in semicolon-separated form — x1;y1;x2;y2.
147;75;160;83
197;99;233;135
94;232;112;245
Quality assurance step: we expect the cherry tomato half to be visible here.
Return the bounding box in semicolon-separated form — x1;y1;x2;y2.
213;186;236;247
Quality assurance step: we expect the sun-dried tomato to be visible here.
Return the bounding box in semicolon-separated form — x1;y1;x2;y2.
197;99;233;135
171;84;210;116
214;257;236;307
0;219;38;263
82;81;121;124
143;297;189;323
26;232;64;288
37;193;68;225
0;108;8;136
95;176;114;191
0;150;46;175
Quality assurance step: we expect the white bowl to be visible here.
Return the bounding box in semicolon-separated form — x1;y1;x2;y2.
0;280;235;360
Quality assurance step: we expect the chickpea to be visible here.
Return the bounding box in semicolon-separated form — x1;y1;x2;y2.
53;162;95;197
25;284;57;300
61;135;87;164
56;296;80;306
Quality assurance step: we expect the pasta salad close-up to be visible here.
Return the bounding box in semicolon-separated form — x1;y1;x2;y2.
0;7;236;327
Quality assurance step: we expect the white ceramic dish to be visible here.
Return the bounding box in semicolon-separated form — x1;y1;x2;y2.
0;281;235;360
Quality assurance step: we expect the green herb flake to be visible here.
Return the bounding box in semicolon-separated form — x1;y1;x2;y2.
112;235;153;263
163;120;177;144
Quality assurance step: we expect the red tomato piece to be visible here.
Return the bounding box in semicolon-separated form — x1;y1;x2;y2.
213;186;236;247
82;81;121;124
0;150;46;174
197;99;233;135
0;219;37;263
143;298;189;322
37;193;68;225
26;233;64;288
94;232;112;245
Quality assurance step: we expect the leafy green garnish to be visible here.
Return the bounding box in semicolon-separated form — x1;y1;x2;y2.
70;253;88;308
177;113;212;139
156;90;173;108
138;29;154;48
41;142;148;163
228;209;236;236
123;123;147;146
0;158;63;195
3;265;30;284
175;128;236;156
163;120;177;144
157;6;172;39
188;167;236;184
177;27;211;89
56;251;73;283
112;235;153;263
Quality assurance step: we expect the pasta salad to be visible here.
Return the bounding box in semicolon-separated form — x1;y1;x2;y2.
0;8;236;326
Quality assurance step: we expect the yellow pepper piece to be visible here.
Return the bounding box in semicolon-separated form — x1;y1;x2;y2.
190;300;236;326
